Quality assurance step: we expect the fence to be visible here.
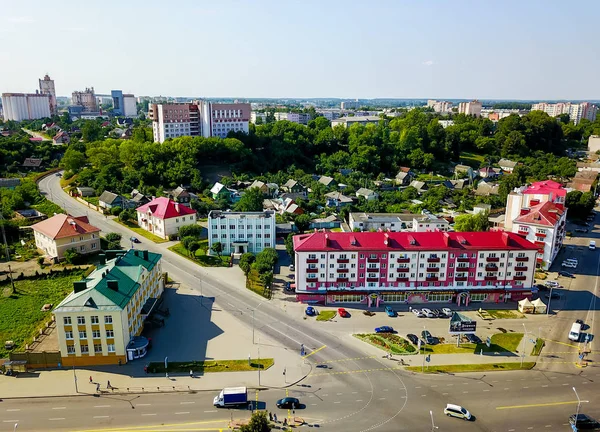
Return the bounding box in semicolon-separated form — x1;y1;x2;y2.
9;351;62;369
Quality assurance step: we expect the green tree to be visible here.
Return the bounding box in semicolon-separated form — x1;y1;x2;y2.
211;241;223;258
110;205;123;216
453;212;489;232
254;247;279;273
188;241;200;258
105;232;122;249
259;271;273;290
61;148;87;172
284;233;295;258
294;214;311;232
234;187;264;212
82;121;102;142
63;248;81;264
182;236;197;252
239;252;256;275
239;411;270;432
179;224;203;238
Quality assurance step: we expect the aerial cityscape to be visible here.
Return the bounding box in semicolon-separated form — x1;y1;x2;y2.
1;1;600;432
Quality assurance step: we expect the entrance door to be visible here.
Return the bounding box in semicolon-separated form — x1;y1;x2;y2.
237;245;244;253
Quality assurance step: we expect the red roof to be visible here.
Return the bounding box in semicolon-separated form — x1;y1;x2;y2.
293;231;538;252
523;180;566;198
514;201;564;227
136;197;196;220
31;214;100;240
29;137;43;142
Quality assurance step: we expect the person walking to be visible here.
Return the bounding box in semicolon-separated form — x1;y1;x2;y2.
107;380;111;389
189;369;193;378
89;376;93;383
273;413;278;423
269;412;273;422
96;383;100;392
144;365;148;374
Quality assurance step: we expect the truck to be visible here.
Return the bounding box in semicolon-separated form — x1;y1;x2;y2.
213;387;248;408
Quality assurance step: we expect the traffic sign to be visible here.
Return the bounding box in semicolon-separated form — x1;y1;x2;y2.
486;337;491;348
426;355;431;363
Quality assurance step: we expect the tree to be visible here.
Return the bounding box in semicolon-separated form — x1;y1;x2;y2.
61;148;87;172
239;411;270;432
119;209;133;222
110;206;123;216
453;212;489;232
63;248;81;264
105;232;122;250
179;224;203;239
254;247;279;273
239;252;256;275
284;233;295;258
234;187;264;212
182;236;197;252
259;271;273;290
211;241;223;258
82;121;102;142
294;214;311;232
188;241;200;258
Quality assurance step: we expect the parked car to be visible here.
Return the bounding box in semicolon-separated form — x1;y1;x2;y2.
431;309;442;318
421;308;435;318
465;334;482;344
384;306;396;317
569;413;600;429
421;330;435;345
558;271;575;278
130;236;141;243
406;334;419;345
289;264;295;271
276;397;300;409
412;309;425;318
305;306;316;316
375;326;395;333
337;308;349;318
545;281;560;288
441;307;453;317
444;404;472;421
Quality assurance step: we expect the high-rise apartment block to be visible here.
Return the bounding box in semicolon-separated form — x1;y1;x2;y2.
458;100;482;117
1;93;51;121
149;101;251;143
341;100;360;110
39;74;57;115
111;90;138;117
531;102;597;124
72;87;98;112
427;100;453;113
274;112;310;125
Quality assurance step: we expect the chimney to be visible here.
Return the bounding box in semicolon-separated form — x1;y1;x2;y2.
324;233;330;247
73;281;87;293
143;250;148;261
107;280;119;291
383;233;389;246
442;231;450;246
520;208;530;216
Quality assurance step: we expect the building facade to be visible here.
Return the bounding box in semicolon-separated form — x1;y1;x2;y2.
208;210;276;255
53;249;163;366
340;100;360;109
331;116;381;128
202;101;251;138
136;197;197;239
427;100;453;113
72;87;98;112
39;74;57;115
31;214;100;260
532;102;597;124
1;93;51;121
274;112;310;125
293;231;538;306
458;100;482;117
111;90;138;117
349;212;450;233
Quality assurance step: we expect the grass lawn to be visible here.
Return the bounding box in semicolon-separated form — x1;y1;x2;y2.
531;338;545;356
0;270;85;357
459;151;486;168
116;220;168;243
168;242;229;267
406;362;536;374
32;199;65;216
83;196;99;206
420;343;478;354
147;358;274;374
481;332;524;353
9;239;40;262
59;174;78;188
316;310;337;321
354;333;417;355
246;268;271;299
485;310;526;319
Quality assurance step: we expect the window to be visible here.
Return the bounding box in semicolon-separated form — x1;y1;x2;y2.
63;317;72;325
92;330;101;338
65;331;73;340
80;344;89;354
106;330;114;338
321;254;325;259
104;316;113;324
320;264;325;268
80;245;85;252
329;264;334;268
79;330;87;339
91;316;99;324
381;254;387;259
91;242;97;249
107;344;115;353
77;316;85;325
94;344;103;353
329;273;334;278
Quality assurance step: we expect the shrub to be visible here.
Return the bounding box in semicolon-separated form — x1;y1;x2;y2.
110;206;123;216
178;224;203;239
37;256;45;268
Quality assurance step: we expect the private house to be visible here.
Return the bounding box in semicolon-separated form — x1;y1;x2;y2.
454;164;475;180
98;191;130;210
499;159;518;173
325;191;353;208
53;131;70;145
567;171;598;193
32;214;100;261
0;178;21;190
208;210;276;255
394;171;414;186
210;182;231;201
22;158;43;169
130;190;151;208
408;180;428;194
136;197;197;240
53;249;164;366
479;166;500;179
475;181;500;196
355;188;378;201
309;215;341;230
263;198;304;216
318;176;335;187
282;179;306;195
13;209;46;222
166;186;194;207
76;187;96;197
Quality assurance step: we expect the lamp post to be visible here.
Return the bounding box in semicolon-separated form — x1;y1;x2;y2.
546;286;553;315
250;302;264;344
422;325;427;372
73;363;78;393
573;387;581;428
429;410;438;432
521;323;528;367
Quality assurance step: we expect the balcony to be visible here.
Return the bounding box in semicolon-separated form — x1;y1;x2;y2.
367;277;379;282
397;257;410;264
397;277;409;282
455;276;467;282
338;268;349;273
337;277;348;282
456;265;469;271
514;276;527;281
536;232;547;238
425;276;438;282
515;256;529;262
367;257;379;263
426;267;439;273
427;257;440;263
306;258;318;264
486;257;499;263
514;265;528;271
337;258;349;264
306;268;318;273
456;257;470;262
397;267;409;273
534;241;545;248
484;276;497;281
485;265;498;272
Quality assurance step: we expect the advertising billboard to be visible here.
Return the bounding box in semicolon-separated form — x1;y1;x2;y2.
448;312;477;335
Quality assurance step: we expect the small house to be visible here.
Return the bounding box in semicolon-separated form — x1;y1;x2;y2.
395;171;414;186
282;179;306;195
324;191;353;208
355;187;378;201
309;215;341;230
0;178;21;190
53;131;70;145
167;186;195;206
408;180;428;194
98;191;129;209
22;158;42;169
318;176;335;187
454;164;475;180
249;180;269;195
210;182;231;201
498;158;518;173
130;191;151;207
75;187;96;197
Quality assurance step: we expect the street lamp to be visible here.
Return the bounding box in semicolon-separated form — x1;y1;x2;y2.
573;387;581;428
521;323;528;367
429;410;438;432
250;302;265;344
546;285;553;315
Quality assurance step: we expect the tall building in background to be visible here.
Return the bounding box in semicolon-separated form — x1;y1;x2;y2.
340;100;360;110
458;100;482;117
38;74;57;115
427;100;453;113
111;90;138;117
1;93;51;121
149;100;251;143
531;102;597;124
72;87;98;112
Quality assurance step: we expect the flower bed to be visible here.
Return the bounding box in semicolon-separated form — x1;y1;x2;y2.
354;333;416;354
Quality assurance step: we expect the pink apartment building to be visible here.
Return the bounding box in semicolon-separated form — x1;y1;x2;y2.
293;231;538;307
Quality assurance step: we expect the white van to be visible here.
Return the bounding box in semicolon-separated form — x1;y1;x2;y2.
590;241;596;250
568;322;582;341
444;403;472;420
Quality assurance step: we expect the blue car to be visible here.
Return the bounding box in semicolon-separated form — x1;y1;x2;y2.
384;306;396;317
375;326;394;333
305;306;316;316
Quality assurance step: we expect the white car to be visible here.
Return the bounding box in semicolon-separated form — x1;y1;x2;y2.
545;281;559;288
590;241;596;250
444;404;472;420
562;262;577;268
412;309;424;318
441;308;453;317
421;308;435;318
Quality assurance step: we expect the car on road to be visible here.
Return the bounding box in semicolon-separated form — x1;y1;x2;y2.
421;330;435;345
465;334;482;344
384;306;396;317
441;307;453;317
569;413;600;429
130;236;141;243
276;397;300;409
545;281;560;288
406;334;419;345
421;308;435;318
289;264;295;271
55;172;62;177
558;271;575;278
305;306;316;316
337;308;349;318
444;404;472;421
375;326;395;333
590;241;596;250
412;309;424;317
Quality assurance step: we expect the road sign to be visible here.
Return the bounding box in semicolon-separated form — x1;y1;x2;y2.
486;337;491;348
426;355;431;363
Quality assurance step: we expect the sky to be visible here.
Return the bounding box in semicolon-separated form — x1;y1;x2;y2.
1;0;599;100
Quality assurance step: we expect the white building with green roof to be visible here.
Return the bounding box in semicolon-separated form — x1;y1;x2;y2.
53;249;164;366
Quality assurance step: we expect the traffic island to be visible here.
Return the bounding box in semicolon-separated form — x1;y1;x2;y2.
147;358;274;374
316;310;337;321
406;362;536;374
354;333;417;355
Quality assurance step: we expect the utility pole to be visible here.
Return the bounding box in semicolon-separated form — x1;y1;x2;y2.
521;323;527;367
573;387;581;429
0;212;16;293
73;363;78;393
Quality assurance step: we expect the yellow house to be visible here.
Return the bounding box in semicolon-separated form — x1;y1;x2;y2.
53;249;164;366
31;214;101;261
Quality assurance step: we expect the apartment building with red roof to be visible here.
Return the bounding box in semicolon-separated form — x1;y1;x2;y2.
292;231;538;307
32;214;101;261
135;197;197;240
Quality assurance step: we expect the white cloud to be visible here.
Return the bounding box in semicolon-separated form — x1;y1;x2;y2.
8;16;35;24
422;60;434;66
61;27;86;32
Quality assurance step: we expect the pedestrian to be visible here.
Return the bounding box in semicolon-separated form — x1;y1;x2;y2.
96;383;100;392
409;306;412;312
269;412;273;422
283;418;288;427
273;413;278;423
166;372;169;379
89;375;93;383
144;365;148;374
107;380;111;389
189;369;193;378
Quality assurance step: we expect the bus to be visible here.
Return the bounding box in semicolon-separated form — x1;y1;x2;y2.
568;322;582;341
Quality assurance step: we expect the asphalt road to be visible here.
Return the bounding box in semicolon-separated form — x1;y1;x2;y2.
27;173;600;432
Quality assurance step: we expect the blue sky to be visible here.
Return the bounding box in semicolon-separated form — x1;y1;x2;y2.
1;0;598;99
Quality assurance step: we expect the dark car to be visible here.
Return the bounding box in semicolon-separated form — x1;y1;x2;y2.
558;271;575;278
375;326;394;333
406;334;419;345
421;330;435;345
305;306;316;316
569;414;600;429
465;334;482;344
276;397;300;409
130;236;141;243
431;309;442;318
384;306;396;317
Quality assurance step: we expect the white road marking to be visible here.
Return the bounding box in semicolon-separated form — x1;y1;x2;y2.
447;384;453;386
311;403;317;406
322;394;329;396
463;391;469;394
442;393;448;396
524;386;529;389
483;389;490;392
93;416;109;419
142;413;157;416
52;407;67;410
415;386;421;388
504;388;510;390
137;404;152;406
562;383;569;386
383;389;389;392
352;392;358;394
509;429;515;431
378;398;386;400
545;425;552;428
334;401;341;404
528;427;534;430
175;412;190;415
6;409;20;412
180;401;195;405
542;385;549;388
492;380;499;383
421;395;427;397
431;385;438;388
3;421;19;423
507;380;513;382
356;400;363;402
336;393;343;395
49;418;65;421
583;382;589;385
203;410;218;413
94;405;111;408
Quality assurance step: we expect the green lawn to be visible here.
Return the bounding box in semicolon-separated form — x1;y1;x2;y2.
168;241;229;267
481;332;524;353
485;310;526;319
316;310;337;321
406;362;536;374
116;220;168;243
246;268;271;299
459;151;486;168
147;358;274;374
83;196;99;206
0;270;85;357
531;338;545;356
32;199;65;216
420;343;478;354
354;333;417;355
